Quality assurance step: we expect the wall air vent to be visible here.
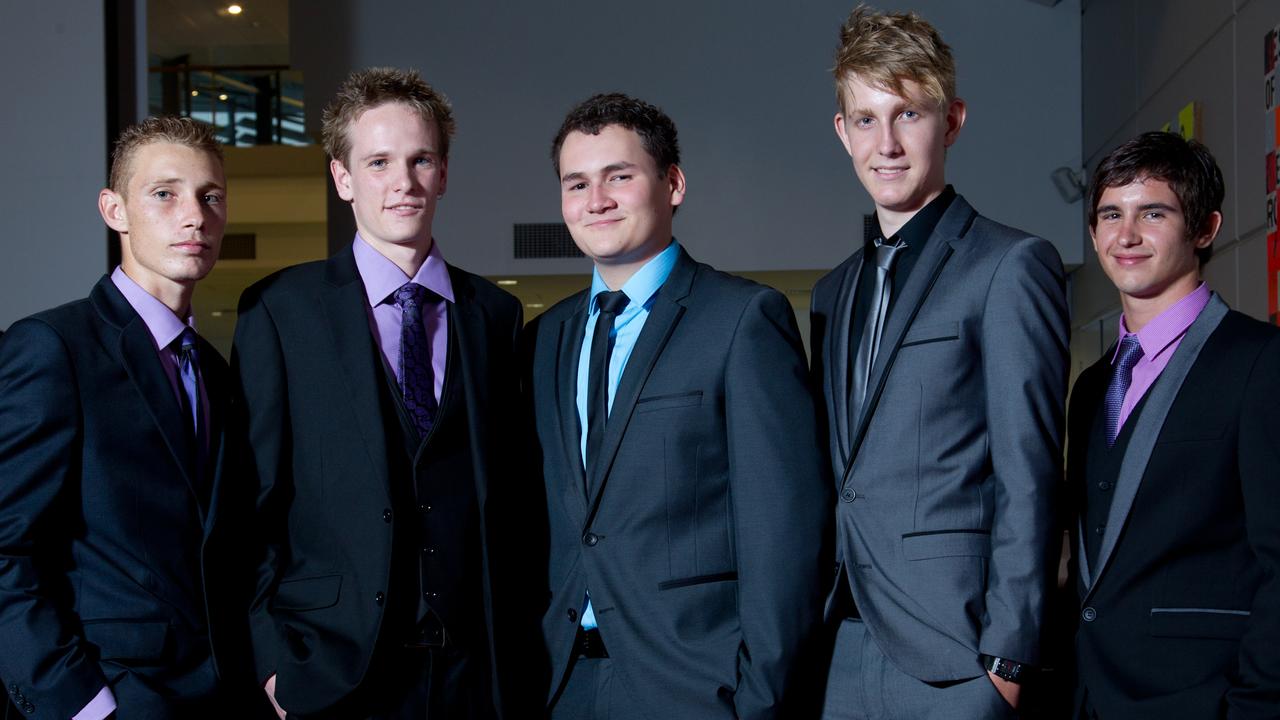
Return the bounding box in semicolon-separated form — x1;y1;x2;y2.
514;223;583;259
219;233;257;260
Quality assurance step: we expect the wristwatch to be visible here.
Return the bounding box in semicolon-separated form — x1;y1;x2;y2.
981;655;1028;683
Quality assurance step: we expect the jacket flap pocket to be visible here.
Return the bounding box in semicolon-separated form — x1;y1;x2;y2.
1148;608;1249;640
902;530;991;560
82;619;169;661
658;571;738;591
901;322;959;348
273;574;342;612
636;391;703;412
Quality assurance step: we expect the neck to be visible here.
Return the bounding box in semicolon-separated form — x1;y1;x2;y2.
876;186;943;239
1120;277;1202;334
595;240;671;291
368;234;434;278
120;263;193;318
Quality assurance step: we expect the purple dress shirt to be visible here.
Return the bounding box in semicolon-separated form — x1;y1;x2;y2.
1111;282;1211;432
351;234;453;403
76;270;210;720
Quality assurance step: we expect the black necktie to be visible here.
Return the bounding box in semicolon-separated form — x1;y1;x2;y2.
395;282;439;439
850;238;906;424
586;290;630;488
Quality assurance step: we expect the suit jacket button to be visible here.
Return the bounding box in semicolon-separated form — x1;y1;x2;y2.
1094;524;1105;535
583;532;599;547
383;508;393;523
841;488;857;503
567;608;578;622
1081;606;1097;622
375;591;386;606
22;703;34;714
1097;481;1111;491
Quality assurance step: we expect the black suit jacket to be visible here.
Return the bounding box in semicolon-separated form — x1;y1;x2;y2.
232;246;526;718
1067;297;1280;718
525;247;831;719
0;276;257;719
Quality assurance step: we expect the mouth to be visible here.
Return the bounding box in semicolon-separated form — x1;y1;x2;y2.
586;217;623;229
1111;254;1150;266
872;166;909;179
385;203;425;215
171;240;211;254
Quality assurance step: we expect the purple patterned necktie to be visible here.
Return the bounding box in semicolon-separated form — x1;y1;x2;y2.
1105;334;1144;446
395;282;439;438
174;328;207;482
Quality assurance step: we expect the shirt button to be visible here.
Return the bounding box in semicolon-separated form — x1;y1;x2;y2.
1081;607;1097;622
841;488;857;503
424;590;439;599
1097;481;1111;491
1095;524;1106;536
374;592;385;606
420;504;432;513
382;508;393;523
567;608;578;622
583;532;599;547
423;547;435;555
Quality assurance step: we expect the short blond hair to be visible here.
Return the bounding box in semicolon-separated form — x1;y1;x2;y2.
109;116;223;194
832;4;956;112
321;67;455;167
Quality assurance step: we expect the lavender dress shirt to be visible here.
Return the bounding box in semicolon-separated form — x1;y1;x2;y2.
1111;282;1211;432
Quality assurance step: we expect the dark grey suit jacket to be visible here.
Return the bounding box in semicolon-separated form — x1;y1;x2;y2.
1067;295;1280;718
526;247;831;719
810;194;1069;681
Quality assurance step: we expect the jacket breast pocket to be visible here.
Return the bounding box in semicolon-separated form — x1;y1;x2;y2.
1148;607;1250;640
82;619;170;662
900;322;959;349
272;573;342;612
637;390;703;413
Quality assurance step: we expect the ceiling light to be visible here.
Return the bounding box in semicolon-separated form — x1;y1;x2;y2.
497;279;518;286
526;303;545;309
218;93;228;101
190;90;199;97
227;4;243;14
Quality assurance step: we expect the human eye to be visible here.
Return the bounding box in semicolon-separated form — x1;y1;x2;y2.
855;116;874;128
369;158;386;169
901;110;920;120
153;189;174;200
1142;210;1165;220
202;193;223;205
609;173;631;183
415;155;435;167
1098;211;1121;222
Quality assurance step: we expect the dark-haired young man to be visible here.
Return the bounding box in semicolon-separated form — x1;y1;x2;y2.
525;93;830;720
232;67;524;719
1068;131;1280;719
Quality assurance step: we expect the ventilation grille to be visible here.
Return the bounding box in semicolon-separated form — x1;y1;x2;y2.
513;223;583;259
219;233;257;260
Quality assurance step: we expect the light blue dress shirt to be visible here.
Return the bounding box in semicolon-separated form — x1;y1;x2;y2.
575;240;680;630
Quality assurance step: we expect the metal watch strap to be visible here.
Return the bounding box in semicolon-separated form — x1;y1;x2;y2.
982;654;1027;683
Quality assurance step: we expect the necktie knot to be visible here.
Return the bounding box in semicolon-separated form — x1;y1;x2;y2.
1114;334;1144;371
175;327;197;357
873;237;906;271
395;282;431;310
595;290;629;317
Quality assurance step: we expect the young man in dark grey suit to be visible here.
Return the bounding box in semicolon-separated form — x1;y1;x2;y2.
0;117;263;718
526;93;830;720
811;7;1070;718
233;68;526;719
1068;132;1280;719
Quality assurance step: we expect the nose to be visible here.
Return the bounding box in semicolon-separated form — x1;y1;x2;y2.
587;183;615;214
181;193;206;229
392;161;423;193
1115;216;1140;247
877;123;902;157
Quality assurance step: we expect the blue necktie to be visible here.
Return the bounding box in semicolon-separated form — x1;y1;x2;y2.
395;282;439;439
1105;335;1144;446
175;328;206;483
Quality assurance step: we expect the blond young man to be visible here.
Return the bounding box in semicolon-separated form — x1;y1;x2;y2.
809;7;1069;718
0;117;265;718
233;68;526;719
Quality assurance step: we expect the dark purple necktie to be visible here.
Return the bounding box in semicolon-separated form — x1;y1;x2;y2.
395;282;439;438
174;328;207;486
1105;335;1144;446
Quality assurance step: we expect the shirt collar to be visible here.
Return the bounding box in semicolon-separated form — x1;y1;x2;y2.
110;266;193;350
588;240;681;315
868;185;956;249
353;233;455;307
1113;282;1211;363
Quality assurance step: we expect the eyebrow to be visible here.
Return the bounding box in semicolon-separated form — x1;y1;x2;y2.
357;148;437;161
1095;202;1180;215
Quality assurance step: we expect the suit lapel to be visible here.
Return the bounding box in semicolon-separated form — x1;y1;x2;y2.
1080;294;1228;596
320;248;391;494
92;279;200;504
841;199;973;485
584;250;694;525
556;292;590;514
197;335;228;525
829;252;864;466
447;272;488;511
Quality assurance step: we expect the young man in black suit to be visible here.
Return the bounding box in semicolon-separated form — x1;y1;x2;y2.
1069;131;1280;718
525;93;830;720
0;117;262;718
233;68;526;719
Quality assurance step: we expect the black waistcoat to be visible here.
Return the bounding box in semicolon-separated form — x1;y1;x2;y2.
1081;389;1152;568
376;321;485;649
